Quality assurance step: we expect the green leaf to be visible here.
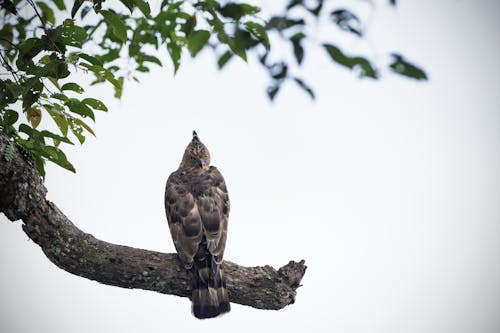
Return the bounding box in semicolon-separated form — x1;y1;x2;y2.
61;82;84;93
141;54;162;67
66;98;95;120
71;0;85;18
58;19;88;47
293;78;315;100
114;77;124;98
323;43;378;79
167;41;181;73
51;93;69;102
244;22;270;50
2;109;18;126
36;2;56;25
0;80;20;107
41;145;75;172
119;0;134;12
40;130;73;144
82;98;108;111
77;53;103;66
290;32;305;65
188;30;210;57
389;54;427;80
75;118;95;136
0;0;17;15
217;50;233;69
267;84;280;101
100;10;128;43
133;0;151;18
219;3;260;20
47;77;61;91
266;17;304;31
21;77;43;110
53;0;66;10
44;104;68;136
68;117;85;144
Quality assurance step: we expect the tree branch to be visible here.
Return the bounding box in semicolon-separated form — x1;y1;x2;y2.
0;134;306;310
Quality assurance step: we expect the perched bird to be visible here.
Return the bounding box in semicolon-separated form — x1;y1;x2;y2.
165;131;230;319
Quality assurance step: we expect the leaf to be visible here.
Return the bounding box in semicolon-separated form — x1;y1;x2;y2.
75;118;95;136
77;53;103;66
293;78;315;100
114;77;124;98
41;145;75;172
100;10;128;43
21;77;43;110
270;62;288;80
57;19;87;47
219;3;260;20
66;98;95;120
0;80;20;107
47;77;61;91
217;50;233;69
331;9;363;37
61;82;84;93
40;130;73;144
119;0;134;12
80;5;92;19
389;54;427;80
51;93;68;102
182;14;197;37
266;17;305;31
71;0;85;18
2;109;18;126
267;84;280;101
44;104;68;136
290;32;305;65
0;0;17;15
27;107;42;128
167;41;181;73
244;22;270;50
82;98;108;111
141;54;162;67
188;30;210;57
133;0;151;18
53;0;66;10
323;43;378;79
68;117;85;143
36;2;56;25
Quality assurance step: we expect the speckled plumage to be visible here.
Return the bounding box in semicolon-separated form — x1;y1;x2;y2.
165;131;230;319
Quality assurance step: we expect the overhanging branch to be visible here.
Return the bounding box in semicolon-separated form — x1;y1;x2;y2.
0;135;306;310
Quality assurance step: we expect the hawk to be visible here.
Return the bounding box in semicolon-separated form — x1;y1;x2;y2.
165;131;230;319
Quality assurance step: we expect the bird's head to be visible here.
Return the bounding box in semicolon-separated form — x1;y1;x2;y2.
179;131;211;170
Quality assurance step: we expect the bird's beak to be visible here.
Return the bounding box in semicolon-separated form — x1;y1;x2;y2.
198;159;206;168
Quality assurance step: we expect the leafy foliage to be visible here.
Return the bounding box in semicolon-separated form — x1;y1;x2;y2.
0;0;426;176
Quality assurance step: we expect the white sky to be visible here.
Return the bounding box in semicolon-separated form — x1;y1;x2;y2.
2;1;500;332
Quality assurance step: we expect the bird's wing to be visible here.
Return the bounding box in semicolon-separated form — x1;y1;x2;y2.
165;172;203;268
197;166;230;263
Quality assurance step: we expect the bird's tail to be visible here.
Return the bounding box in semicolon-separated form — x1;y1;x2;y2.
191;255;230;319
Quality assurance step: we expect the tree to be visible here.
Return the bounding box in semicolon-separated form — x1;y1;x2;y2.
0;0;426;312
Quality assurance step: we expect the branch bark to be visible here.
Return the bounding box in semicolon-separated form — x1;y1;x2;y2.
0;135;306;310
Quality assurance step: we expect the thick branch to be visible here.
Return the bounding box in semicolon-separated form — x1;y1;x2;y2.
0;135;306;310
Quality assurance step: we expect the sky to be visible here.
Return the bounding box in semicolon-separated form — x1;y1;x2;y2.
1;0;500;332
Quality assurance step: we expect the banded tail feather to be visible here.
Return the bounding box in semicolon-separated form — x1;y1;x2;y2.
191;250;230;319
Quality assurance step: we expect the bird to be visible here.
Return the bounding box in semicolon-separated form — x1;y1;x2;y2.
165;131;230;319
